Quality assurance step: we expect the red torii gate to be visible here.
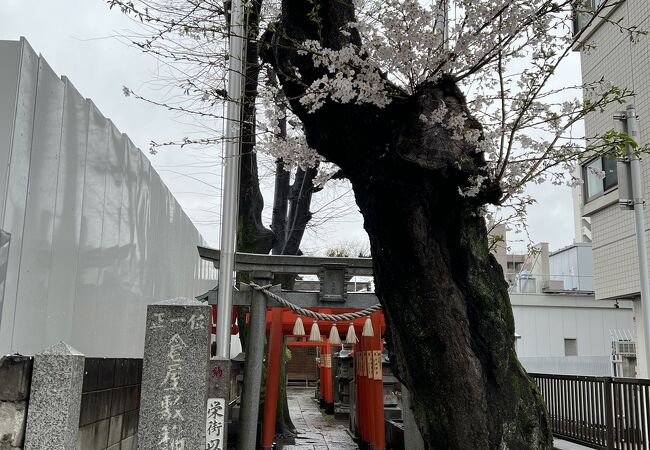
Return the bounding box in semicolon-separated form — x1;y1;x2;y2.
199;246;387;450
260;308;386;450
210;303;388;449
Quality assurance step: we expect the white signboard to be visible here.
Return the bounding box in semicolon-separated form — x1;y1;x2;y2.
206;398;226;450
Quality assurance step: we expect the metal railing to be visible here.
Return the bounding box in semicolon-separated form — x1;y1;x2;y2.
531;373;650;449
505;273;594;294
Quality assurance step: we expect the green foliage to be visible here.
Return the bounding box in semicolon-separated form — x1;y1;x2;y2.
604;129;636;154
488;233;505;252
583;85;633;115
601;129;650;158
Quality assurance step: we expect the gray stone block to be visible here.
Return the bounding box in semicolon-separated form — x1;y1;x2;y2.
0;400;26;448
110;388;127;417
95;390;113;422
23;341;85;450
124;385;139;412
207;358;232;399
76;419;109;450
108;414;123;446
121;410;138;439
113;359;142;388
114;360;128;387
80;390;112;427
0;355;33;402
401;384;425;450
121;434;136;450
97;359;116;390
134;360;143;385
137;298;210;450
82;358;100;393
79;393;97;427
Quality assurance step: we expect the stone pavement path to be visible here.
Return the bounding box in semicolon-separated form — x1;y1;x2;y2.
279;387;359;450
553;438;597;450
278;388;594;450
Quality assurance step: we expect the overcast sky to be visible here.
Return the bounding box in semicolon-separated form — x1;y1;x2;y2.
0;0;580;254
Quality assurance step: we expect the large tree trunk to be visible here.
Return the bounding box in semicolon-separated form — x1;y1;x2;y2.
260;1;552;448
352;165;551;449
237;0;273;256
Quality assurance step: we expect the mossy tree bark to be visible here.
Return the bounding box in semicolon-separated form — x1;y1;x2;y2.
261;1;553;448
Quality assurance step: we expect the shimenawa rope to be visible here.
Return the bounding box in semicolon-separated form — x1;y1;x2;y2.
247;282;381;321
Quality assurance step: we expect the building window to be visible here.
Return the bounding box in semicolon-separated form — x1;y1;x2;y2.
583;157;618;202
573;0;607;34
564;338;578;356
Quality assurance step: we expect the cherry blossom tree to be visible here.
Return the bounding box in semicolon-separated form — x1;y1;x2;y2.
257;1;643;447
111;0;645;447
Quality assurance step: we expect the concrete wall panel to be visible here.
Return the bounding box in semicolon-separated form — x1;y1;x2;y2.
90;123;125;355
0;40;22;228
0;39;39;351
512;293;633;360
46;79;89;346
0;39;216;357
12;57;65;354
71;102;109;352
147;170;162;302
0;39;21;339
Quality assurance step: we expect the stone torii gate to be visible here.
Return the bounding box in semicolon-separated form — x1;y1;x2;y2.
197;246;387;450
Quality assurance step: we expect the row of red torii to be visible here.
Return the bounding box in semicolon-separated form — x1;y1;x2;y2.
199;246;388;450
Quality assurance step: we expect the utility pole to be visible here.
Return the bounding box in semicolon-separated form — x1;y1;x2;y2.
616;105;650;377
215;0;246;359
208;2;245;449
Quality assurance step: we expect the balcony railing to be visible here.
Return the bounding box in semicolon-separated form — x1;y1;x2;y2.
505;273;594;294
531;373;650;450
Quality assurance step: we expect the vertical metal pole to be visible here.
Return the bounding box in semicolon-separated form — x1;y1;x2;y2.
625;105;650;378
604;377;614;450
238;272;270;450
215;0;246;358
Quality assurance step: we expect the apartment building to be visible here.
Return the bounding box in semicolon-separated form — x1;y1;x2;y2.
574;0;650;374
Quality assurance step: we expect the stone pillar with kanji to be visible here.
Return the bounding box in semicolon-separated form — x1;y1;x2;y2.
138;298;211;450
